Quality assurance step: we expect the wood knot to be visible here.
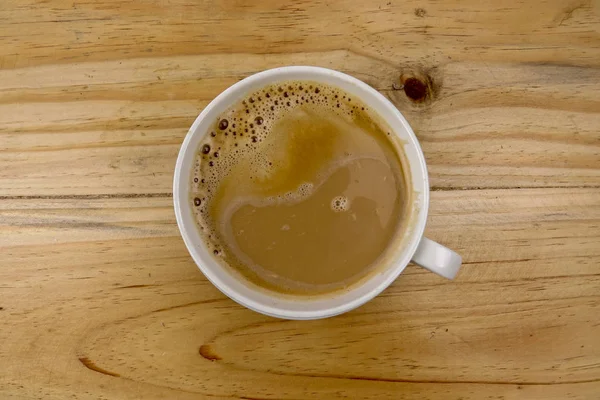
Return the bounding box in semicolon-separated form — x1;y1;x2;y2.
403;78;428;102
414;8;426;17
398;69;440;104
199;344;222;361
78;357;120;377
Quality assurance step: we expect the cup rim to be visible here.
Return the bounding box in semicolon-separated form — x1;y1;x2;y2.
173;66;429;319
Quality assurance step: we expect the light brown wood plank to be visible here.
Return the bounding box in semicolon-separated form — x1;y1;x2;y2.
2;1;600;399
1;188;598;399
1;0;599;69
1;53;599;195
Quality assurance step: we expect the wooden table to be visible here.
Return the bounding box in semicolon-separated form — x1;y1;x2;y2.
1;1;599;399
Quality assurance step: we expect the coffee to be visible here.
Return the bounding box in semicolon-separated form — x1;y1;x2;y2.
190;81;411;295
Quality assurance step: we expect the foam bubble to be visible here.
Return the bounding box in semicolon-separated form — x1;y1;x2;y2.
331;196;350;212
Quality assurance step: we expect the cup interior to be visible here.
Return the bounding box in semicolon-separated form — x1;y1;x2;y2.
173;66;429;319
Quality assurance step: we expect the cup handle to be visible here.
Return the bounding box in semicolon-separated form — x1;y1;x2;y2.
411;237;462;279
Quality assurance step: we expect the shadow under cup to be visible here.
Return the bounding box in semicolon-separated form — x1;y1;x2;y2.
174;66;429;320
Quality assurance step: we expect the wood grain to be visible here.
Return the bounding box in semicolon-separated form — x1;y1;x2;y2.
1;0;600;399
1;53;599;195
1;189;599;399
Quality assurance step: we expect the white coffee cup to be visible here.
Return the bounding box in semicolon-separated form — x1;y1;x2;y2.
174;66;461;320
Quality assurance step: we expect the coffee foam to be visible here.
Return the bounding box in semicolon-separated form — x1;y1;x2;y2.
191;81;374;255
330;196;350;212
